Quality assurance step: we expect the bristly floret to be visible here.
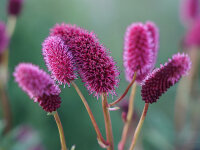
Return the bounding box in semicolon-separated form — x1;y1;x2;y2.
50;23;120;97
123;22;159;83
13;63;61;112
146;21;159;66
42;36;76;86
0;22;9;54
141;53;191;103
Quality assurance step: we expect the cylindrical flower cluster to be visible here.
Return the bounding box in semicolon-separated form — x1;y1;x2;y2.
141;53;191;103
14;63;61;112
42;36;76;86
123;22;159;83
50;23;120;97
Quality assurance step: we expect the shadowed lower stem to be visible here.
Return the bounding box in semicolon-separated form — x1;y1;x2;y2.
0;84;12;134
71;81;109;148
102;93;114;150
108;72;137;107
0;15;17;135
54;111;68;150
129;103;149;150
118;83;137;150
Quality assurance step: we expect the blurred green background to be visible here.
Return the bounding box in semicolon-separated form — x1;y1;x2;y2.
0;0;192;149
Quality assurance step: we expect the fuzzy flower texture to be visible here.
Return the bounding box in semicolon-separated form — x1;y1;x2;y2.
141;53;191;103
14;63;61;112
123;22;159;83
42;36;76;86
0;22;9;54
50;23;120;97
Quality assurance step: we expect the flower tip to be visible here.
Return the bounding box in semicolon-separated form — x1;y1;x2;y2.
8;0;24;16
42;36;76;86
141;52;191;103
124;21;159;83
14;63;61;112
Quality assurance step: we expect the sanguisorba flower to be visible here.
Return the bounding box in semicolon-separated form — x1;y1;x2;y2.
42;36;76;86
14;63;61;112
8;0;24;16
146;22;159;65
123;22;159;83
180;0;200;25
185;19;200;47
141;53;191;103
0;22;9;54
50;23;120;97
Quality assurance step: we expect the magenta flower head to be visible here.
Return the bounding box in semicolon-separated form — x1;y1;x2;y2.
50;23;120;97
42;36;76;86
13;63;61;112
123;22;159;83
8;0;24;16
141;53;191;103
185;19;200;47
146;22;159;65
180;0;200;25
0;22;9;54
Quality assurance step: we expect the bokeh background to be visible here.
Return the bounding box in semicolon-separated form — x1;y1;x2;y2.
0;0;197;150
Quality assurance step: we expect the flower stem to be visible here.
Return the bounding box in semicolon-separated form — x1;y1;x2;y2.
129;103;149;150
108;72;136;107
0;15;17;135
7;15;17;37
0;84;12;135
54;111;68;150
71;81;109;147
102;93;114;150
118;83;137;150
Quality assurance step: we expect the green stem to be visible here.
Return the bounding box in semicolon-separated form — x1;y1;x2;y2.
118;83;137;150
129;103;149;150
102;93;114;150
71;81;109;148
54;111;68;150
108;72;137;107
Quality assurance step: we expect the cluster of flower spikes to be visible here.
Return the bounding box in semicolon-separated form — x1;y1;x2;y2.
141;53;191;103
0;22;9;54
14;63;61;112
42;36;76;86
50;23;120;97
180;0;200;25
123;21;159;84
8;0;24;16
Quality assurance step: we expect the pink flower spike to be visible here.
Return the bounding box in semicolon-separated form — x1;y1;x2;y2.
123;22;159;83
42;36;76;86
185;19;200;48
50;23;120;97
0;22;9;54
13;63;61;112
145;21;159;66
8;0;24;16
180;0;200;26
141;53;191;103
